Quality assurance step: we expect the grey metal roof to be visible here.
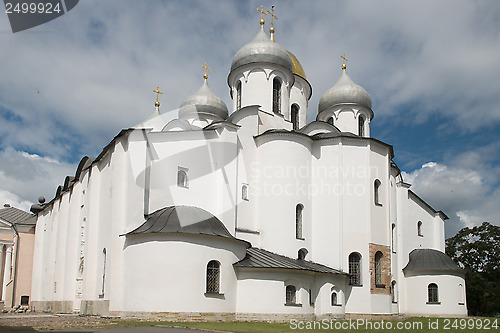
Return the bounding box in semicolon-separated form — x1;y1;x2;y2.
0;206;35;225
234;248;348;275
179;79;228;120
125;206;237;240
230;27;293;73
319;69;372;113
403;249;462;273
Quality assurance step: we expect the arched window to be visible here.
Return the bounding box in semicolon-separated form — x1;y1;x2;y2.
273;78;282;114
296;204;303;239
348;252;361;286
331;292;338;306
285;285;296;304
374;179;381;205
236;81;242;110
375;251;383;286
358;115;365;136
428;283;439;303
327;117;334;125
391;280;397;303
242;184;249;201
391;223;396;253
417;221;423;236
458;284;465;305
291;104;299;130
298;248;308;260
206;260;220;294
177;169;188;188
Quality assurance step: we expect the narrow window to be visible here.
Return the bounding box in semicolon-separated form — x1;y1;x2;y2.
285;285;296;304
309;289;314;306
349;252;361;286
177;168;188;188
391;223;396;253
331;292;338;306
375;251;383;286
99;248;106;298
236;81;242;111
358;115;365;136
291;104;299;130
428;283;439;303
20;295;29;306
298;248;307;260
273;78;282;114
417;221;423;236
242;184;249;201
391;280;397;303
206;260;220;294
458;284;465;305
327;117;334;125
374;179;381;205
296;204;303;239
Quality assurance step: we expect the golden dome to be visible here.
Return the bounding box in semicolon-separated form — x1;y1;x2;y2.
287;51;306;79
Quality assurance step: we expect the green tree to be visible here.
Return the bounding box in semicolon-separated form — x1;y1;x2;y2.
446;222;500;316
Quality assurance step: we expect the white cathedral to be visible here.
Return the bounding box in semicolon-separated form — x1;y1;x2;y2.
29;14;467;320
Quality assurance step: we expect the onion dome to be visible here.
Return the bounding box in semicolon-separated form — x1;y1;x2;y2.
230;26;293;73
287;51;306;79
318;68;372;113
179;78;228;120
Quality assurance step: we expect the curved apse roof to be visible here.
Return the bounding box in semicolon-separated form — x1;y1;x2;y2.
125;206;239;241
403;248;462;273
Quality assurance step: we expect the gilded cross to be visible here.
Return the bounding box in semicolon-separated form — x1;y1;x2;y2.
257;5;267;24
267;6;277;26
202;62;211;79
341;53;348;69
153;85;163;106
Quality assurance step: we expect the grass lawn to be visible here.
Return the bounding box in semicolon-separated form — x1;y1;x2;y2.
117;317;499;333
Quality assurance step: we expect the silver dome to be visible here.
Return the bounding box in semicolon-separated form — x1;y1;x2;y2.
230;27;293;73
318;69;372;113
179;79;228;120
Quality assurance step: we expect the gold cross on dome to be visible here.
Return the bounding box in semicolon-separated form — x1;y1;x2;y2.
153;85;163;106
267;6;277;26
341;53;348;69
257;5;267;24
202;62;211;79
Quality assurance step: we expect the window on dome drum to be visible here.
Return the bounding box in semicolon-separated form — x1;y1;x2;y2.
273;78;282;114
296;204;304;239
236;81;242;110
331;292;338;306
348;252;361;286
427;283;439;304
391;223;396;253
177;168;188;188
242;184;249;201
327;117;334;125
298;248;307;260
417;221;423;236
291;104;299;130
391;280;397;303
374;179;382;206
358;115;365;136
206;260;220;294
285;285;297;305
375;251;383;287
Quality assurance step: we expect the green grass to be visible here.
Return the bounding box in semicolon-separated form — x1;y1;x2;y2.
116;317;499;333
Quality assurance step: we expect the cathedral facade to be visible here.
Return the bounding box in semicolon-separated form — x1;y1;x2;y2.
30;16;467;320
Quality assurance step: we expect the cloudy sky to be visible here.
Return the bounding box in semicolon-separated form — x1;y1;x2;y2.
0;0;499;238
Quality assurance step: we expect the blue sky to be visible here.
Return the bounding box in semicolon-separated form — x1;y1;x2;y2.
0;0;499;238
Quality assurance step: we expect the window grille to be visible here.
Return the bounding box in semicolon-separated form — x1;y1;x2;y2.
206;260;220;293
286;285;296;304
236;81;242;110
349;252;361;285
177;169;188;188
273;78;282;114
375;251;383;286
428;283;439;303
374;179;381;205
291;104;299;130
296;204;303;239
242;184;249;201
391;280;397;303
417;221;423;236
359;115;365;136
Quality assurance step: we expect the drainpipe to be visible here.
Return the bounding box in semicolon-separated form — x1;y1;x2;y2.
11;224;19;308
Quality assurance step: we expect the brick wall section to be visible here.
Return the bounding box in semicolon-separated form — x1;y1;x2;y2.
369;243;390;295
